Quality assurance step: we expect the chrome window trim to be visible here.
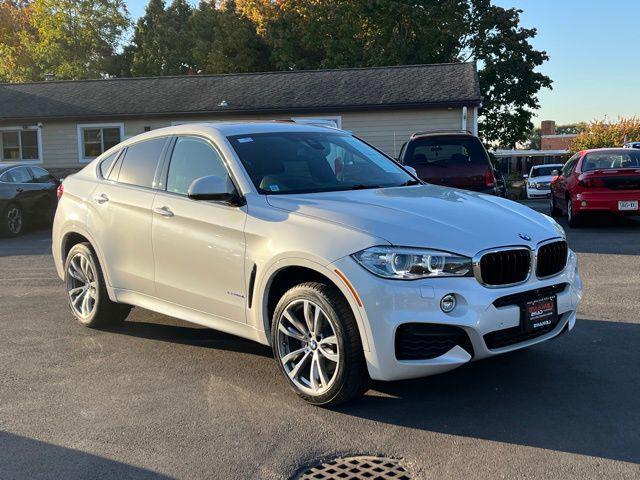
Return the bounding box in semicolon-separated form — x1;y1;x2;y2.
472;245;533;289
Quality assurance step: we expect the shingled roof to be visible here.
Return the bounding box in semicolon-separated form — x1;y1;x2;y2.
0;63;481;122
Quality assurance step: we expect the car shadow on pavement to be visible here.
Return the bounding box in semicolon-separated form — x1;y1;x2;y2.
337;318;640;465
561;216;640;256
0;431;172;480
104;319;273;359
0;228;52;257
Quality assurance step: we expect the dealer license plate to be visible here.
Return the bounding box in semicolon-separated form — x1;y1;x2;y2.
522;295;557;332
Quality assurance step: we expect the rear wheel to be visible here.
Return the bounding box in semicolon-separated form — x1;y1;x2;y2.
0;203;24;237
64;242;131;328
271;282;368;406
567;198;582;228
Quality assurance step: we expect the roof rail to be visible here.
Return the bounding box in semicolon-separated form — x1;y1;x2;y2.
410;129;473;139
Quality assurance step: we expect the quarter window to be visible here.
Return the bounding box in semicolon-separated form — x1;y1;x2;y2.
78;125;123;161
1;130;40;161
117;138;167;188
167;137;228;195
98;152;119;178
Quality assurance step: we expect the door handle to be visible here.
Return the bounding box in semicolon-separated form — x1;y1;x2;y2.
15;188;24;193
92;193;109;204
153;206;174;217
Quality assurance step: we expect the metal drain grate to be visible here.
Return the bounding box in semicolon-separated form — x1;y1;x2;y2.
293;456;411;480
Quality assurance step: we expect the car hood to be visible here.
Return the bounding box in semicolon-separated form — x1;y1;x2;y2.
266;185;564;257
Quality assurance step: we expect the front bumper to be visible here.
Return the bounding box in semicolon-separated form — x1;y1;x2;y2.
526;186;551;198
332;250;582;381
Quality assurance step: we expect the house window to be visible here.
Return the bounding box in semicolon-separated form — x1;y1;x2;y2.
1;129;41;162
77;123;124;162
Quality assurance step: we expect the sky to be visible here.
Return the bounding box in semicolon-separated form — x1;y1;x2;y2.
125;0;639;126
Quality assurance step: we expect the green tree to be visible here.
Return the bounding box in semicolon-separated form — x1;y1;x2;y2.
235;0;550;147
191;0;272;74
0;0;129;82
465;0;552;148
128;0;194;76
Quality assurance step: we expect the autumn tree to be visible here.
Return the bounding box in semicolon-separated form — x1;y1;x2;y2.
571;117;640;151
0;0;129;82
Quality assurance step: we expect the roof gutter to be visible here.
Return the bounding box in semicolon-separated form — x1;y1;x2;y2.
0;99;483;124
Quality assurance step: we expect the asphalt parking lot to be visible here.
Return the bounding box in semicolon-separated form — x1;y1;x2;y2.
1;200;639;480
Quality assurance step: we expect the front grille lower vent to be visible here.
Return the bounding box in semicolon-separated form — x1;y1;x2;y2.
395;323;474;361
477;249;531;286
536;240;568;278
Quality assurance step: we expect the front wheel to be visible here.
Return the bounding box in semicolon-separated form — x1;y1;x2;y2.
271;282;368;406
64;242;131;328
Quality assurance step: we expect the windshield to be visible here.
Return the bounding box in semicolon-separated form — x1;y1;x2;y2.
228;132;415;194
583;151;640;171
404;135;489;167
531;166;561;177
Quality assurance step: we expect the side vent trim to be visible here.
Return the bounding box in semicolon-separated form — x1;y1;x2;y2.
247;264;257;308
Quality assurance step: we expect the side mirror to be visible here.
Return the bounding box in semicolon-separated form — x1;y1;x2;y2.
523;174;529;179
187;175;242;205
404;166;418;177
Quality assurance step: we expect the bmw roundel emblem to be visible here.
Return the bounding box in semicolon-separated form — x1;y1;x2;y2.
518;233;532;241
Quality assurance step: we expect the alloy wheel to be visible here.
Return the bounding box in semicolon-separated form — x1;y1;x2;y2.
276;299;340;396
66;253;98;319
7;206;22;234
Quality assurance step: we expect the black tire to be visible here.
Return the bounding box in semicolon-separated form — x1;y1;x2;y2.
566;197;582;228
64;242;131;328
0;202;24;237
549;195;561;217
271;282;368;406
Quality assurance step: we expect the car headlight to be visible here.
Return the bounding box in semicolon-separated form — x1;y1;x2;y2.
529;181;536;188
352;246;473;280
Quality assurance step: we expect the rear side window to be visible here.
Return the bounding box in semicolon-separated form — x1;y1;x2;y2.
98;151;119;178
167;137;228;195
404;136;489;167
117;138;167;188
5;167;33;183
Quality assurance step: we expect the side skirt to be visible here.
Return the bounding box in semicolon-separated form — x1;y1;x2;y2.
113;288;269;346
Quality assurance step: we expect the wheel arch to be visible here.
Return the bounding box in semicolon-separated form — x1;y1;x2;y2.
256;259;370;352
59;226;115;298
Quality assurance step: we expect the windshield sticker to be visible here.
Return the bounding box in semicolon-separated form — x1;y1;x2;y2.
237;137;254;143
269;185;280;192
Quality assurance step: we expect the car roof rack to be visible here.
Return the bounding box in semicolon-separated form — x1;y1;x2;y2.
410;129;473;139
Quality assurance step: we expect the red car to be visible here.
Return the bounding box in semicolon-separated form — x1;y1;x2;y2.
550;148;640;227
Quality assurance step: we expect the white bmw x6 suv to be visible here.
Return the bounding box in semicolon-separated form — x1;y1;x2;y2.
53;122;583;405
